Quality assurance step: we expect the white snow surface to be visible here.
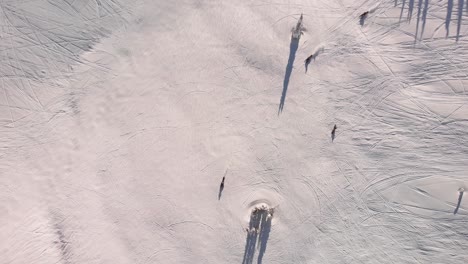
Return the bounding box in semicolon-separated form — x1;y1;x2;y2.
1;0;468;263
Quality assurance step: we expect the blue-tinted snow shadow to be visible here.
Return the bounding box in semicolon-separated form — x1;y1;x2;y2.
443;0;467;41
279;36;299;114
414;0;423;43
408;0;415;22
241;208;272;264
456;0;465;41
397;0;464;41
413;0;430;43
421;0;429;39
256;212;271;264
446;0;454;38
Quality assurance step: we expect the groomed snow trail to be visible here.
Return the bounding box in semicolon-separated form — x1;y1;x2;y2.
1;0;468;263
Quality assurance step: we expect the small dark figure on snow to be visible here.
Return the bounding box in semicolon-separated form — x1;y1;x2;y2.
304;47;324;73
220;176;225;189
218;176;226;200
331;124;337;142
359;11;369;26
305;55;314;73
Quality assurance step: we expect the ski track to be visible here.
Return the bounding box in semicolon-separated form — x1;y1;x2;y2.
1;0;468;263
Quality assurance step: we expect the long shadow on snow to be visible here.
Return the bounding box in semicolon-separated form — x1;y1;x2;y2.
421;0;429;39
413;0;430;42
446;0;454;38
278;36;300;114
397;0;464;41
242;208;272;264
456;0;465;41
256;213;272;264
399;0;407;22
399;0;428;41
414;0;423;43
408;0;415;22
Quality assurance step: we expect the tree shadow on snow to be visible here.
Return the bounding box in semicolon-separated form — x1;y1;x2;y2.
242;207;273;264
278;36;299;114
456;0;465;41
397;0;464;41
443;0;467;41
446;0;454;38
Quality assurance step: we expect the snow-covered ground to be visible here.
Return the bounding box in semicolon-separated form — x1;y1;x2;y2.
1;0;468;263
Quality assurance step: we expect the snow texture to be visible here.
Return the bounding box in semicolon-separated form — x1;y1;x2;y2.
1;0;468;263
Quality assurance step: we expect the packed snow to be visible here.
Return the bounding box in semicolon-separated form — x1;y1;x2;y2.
1;0;468;263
